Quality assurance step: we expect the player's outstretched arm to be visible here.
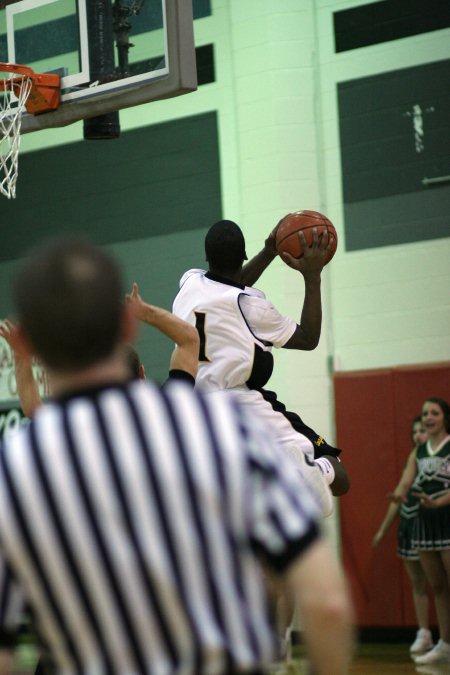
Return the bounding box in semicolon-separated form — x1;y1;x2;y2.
239;220;280;287
126;283;199;379
0;320;42;418
286;538;355;674
282;228;330;351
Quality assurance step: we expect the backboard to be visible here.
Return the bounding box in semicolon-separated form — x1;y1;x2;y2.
0;0;197;133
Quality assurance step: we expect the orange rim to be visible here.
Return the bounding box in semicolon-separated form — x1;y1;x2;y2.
0;63;61;113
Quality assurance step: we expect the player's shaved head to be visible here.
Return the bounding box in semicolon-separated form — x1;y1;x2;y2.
14;238;124;371
205;220;248;273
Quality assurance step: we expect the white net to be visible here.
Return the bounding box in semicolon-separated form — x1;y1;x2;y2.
0;75;32;199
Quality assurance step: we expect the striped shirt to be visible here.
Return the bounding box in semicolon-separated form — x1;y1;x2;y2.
0;379;320;674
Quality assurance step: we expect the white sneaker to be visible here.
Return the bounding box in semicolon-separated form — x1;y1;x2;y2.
414;639;450;665
410;628;434;654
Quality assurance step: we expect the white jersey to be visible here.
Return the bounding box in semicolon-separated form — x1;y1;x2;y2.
173;269;296;392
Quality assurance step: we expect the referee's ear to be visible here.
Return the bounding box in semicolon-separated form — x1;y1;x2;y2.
120;303;138;347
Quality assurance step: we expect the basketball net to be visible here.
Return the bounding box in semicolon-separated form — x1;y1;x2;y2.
0;74;32;199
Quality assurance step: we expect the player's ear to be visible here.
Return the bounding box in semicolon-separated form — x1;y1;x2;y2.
120;302;138;345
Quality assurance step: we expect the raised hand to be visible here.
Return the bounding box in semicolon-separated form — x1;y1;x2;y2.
125;282;147;321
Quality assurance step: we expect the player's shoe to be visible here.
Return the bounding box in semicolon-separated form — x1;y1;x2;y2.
410;628;433;654
414;639;450;665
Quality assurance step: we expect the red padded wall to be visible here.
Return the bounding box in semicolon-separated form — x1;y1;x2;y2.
334;362;450;627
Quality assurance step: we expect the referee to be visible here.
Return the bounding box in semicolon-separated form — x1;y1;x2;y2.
0;238;354;675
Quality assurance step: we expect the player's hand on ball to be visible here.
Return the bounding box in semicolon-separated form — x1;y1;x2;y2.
276;210;337;264
280;228;333;274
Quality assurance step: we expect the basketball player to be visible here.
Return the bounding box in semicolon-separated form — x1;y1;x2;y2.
172;218;350;661
172;219;349;514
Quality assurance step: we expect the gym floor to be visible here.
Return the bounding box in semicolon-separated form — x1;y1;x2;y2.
271;643;449;674
14;639;448;674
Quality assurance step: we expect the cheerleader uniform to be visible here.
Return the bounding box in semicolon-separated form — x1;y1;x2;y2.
397;489;420;560
411;436;450;551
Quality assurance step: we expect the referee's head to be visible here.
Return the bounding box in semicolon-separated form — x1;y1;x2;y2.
205;220;248;276
13;238;131;373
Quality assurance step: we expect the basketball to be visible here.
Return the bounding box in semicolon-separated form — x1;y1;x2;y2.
275;210;337;265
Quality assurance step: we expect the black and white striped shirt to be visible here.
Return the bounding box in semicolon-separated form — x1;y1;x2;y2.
0;379;320;674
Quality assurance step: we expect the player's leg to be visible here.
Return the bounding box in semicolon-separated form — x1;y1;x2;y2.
213;388;334;518
258;387;350;496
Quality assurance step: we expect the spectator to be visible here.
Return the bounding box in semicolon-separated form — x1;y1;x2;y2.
390;398;450;666
372;415;432;654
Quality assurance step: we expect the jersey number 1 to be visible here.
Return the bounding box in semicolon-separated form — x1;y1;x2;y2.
194;312;211;362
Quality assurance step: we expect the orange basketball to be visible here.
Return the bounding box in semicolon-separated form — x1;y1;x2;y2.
275;210;337;265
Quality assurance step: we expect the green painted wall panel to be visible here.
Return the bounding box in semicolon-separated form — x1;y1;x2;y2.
1;112;221;261
338;60;450;250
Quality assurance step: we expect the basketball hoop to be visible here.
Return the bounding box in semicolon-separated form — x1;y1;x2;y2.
0;63;60;199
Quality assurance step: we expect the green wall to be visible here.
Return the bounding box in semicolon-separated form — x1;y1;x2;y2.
338;59;450;250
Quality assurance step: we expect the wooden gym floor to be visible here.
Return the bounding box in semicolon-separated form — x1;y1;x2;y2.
271;643;450;674
14;639;450;674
